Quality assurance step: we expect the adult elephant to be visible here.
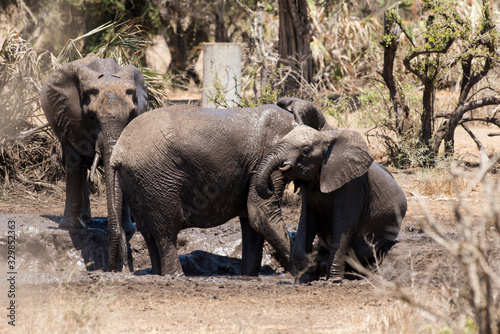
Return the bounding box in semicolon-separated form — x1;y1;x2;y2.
110;103;328;275
255;98;407;283
40;53;148;271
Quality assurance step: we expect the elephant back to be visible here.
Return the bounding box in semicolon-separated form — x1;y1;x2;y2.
112;105;297;174
366;162;406;238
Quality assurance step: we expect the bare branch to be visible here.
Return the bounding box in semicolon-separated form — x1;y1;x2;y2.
460;96;500;115
461;123;485;152
3;122;49;143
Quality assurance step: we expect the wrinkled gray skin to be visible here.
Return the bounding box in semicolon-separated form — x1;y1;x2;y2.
110;104;325;275
255;98;407;283
40;54;148;271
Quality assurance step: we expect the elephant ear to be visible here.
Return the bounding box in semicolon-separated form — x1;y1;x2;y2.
116;65;149;114
277;97;329;131
320;130;373;193
40;54;98;140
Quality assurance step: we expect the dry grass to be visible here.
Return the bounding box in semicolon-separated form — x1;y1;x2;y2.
18;281;117;334
406;167;469;197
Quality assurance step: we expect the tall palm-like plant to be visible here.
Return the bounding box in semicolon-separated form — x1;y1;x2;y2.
308;0;381;91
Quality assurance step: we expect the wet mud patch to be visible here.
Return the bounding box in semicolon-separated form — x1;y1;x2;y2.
0;214;285;278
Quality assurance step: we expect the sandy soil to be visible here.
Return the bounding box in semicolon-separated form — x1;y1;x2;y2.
0;125;498;333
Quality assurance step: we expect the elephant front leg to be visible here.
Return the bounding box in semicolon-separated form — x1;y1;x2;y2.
240;216;264;276
325;182;365;283
82;179;91;221
293;196;320;283
326;227;354;283
60;160;86;229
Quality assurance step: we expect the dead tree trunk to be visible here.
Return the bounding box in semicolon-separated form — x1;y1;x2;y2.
278;0;313;94
379;11;410;135
215;0;229;42
421;82;434;148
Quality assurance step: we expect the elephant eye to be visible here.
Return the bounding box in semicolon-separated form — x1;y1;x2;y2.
82;89;98;106
302;146;311;156
126;89;138;104
85;89;99;96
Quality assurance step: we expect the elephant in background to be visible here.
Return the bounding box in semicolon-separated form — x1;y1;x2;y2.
40;53;149;271
255;98;407;283
110;104;331;276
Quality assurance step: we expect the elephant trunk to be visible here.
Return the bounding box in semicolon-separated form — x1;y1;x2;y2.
255;144;290;199
102;139;127;272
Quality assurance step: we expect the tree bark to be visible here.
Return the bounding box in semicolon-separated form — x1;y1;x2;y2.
215;0;229;42
421;83;434;148
278;0;313;93
379;11;409;135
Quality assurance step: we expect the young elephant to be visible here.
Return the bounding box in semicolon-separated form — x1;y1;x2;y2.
40;54;148;271
110;104;322;276
254;124;407;283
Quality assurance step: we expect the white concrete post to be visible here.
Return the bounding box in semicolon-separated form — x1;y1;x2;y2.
202;43;241;108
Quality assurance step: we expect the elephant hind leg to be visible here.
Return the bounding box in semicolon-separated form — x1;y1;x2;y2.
350;237;398;267
142;232;161;275
60;160;86;229
131;210;161;274
157;235;182;276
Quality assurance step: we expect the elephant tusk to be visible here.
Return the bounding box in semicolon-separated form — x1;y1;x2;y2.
279;164;292;172
90;152;100;183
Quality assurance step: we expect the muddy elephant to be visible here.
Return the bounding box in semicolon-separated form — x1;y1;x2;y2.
110;103;330;275
40;53;148;270
255;98;407;283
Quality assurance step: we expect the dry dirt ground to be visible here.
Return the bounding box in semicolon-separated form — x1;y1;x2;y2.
0;125;499;333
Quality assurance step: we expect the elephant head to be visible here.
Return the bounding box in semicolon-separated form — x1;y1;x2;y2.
254;125;373;199
42;55;148;163
277;97;330;131
40;54;148;271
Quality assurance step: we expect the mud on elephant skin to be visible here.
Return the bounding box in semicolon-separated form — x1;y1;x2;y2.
255;99;407;283
110;103;332;276
40;53;148;271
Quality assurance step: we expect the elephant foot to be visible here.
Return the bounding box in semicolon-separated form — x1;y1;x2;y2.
296;268;321;284
326;276;344;285
296;274;312;284
327;262;345;282
59;216;86;229
164;271;185;279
